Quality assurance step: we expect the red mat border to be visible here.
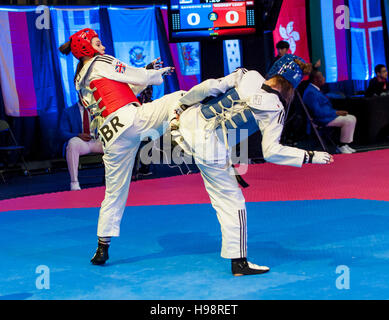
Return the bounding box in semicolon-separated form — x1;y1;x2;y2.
1;150;389;212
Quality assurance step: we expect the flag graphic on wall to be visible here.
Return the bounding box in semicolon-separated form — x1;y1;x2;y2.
350;0;385;80
0;7;60;117
108;7;164;100
273;0;310;63
161;8;201;91
51;7;101;107
177;42;200;76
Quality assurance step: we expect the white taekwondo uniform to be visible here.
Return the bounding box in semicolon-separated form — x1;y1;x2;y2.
75;54;184;237
175;68;307;259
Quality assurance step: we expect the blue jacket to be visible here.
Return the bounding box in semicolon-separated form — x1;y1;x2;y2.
303;84;337;126
58;103;82;156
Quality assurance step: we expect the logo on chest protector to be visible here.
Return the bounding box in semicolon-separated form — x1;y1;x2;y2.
99;116;125;146
252;94;262;106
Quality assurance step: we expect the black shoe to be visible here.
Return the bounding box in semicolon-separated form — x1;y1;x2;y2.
91;242;109;265
231;259;270;276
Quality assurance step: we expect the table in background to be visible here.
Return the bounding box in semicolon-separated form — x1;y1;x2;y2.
330;95;389;145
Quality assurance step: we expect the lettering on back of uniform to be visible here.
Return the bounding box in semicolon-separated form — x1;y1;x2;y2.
99;116;125;145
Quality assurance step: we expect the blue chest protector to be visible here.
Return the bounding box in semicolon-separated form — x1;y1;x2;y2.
200;88;260;145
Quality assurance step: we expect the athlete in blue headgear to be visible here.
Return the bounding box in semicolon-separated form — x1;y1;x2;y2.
88;54;334;276
166;54;334;276
267;54;307;89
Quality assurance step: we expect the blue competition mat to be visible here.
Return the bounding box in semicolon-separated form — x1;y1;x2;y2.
1;199;389;300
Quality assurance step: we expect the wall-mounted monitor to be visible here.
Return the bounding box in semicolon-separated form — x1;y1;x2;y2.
167;0;262;42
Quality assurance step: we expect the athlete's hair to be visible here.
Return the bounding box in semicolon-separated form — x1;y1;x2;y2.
58;40;71;55
270;75;295;106
59;40;85;85
270;59;312;105
294;59;312;75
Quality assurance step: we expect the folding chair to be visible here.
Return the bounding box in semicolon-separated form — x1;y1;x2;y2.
307;121;340;154
296;92;339;154
0;120;31;182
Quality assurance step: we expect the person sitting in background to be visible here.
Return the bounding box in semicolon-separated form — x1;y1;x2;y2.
269;41;290;69
59;100;103;191
303;69;357;154
365;64;389;97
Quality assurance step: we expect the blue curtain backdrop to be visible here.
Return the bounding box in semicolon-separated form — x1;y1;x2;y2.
50;7;102;108
26;9;62;116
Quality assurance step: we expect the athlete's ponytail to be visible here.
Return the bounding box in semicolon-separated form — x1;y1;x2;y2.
294;59;312;75
59;39;84;85
59;40;72;55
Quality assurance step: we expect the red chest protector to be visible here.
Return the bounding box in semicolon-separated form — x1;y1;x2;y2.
89;78;140;118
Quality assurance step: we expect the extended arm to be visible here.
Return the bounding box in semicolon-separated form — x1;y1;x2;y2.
258;108;332;167
94;55;173;88
179;68;247;106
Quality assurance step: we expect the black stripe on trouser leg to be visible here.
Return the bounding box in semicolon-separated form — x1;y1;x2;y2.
241;209;247;258
242;209;247;257
238;209;247;258
238;210;243;258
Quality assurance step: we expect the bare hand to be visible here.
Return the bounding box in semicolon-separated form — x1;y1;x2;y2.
78;133;92;142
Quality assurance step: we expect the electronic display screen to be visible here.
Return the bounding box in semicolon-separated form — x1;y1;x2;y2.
168;0;260;42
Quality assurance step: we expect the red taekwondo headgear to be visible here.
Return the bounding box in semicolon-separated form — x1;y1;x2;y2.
70;28;100;60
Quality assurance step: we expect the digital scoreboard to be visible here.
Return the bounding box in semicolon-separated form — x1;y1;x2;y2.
168;0;260;42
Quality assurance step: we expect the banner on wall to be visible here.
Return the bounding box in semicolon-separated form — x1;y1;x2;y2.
309;0;349;83
0;7;60;117
273;0;310;63
108;7;164;100
51;7;101;107
350;0;386;80
176;42;200;76
223;40;242;76
161;8;200;91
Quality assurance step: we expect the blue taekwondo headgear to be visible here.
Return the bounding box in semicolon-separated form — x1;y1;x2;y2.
267;54;306;89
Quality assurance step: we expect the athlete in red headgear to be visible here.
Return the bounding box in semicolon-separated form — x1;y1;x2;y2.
60;28;184;265
69;28;101;60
